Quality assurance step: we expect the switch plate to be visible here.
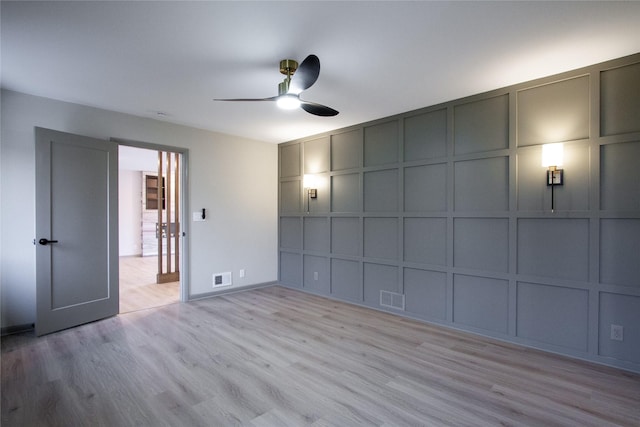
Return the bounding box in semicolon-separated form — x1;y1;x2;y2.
239;269;245;278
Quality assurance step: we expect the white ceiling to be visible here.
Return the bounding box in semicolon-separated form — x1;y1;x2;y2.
2;1;640;144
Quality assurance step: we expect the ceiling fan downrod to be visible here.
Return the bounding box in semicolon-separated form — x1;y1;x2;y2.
278;59;298;95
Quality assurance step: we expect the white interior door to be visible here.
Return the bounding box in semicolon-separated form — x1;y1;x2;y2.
35;128;119;336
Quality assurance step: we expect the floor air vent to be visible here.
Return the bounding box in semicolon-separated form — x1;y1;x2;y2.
380;290;405;310
213;272;232;288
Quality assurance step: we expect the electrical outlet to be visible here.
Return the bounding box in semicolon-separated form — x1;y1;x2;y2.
239;269;245;278
611;324;624;341
313;271;319;281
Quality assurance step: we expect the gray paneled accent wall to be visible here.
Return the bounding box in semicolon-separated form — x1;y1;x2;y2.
278;53;640;373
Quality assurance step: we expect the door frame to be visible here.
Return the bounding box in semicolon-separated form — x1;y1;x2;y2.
113;138;190;302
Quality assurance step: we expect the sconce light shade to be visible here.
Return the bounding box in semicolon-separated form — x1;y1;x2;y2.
541;143;564;168
303;174;318;189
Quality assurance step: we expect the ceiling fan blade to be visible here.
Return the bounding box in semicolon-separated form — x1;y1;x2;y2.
214;96;278;102
300;100;339;117
288;54;320;95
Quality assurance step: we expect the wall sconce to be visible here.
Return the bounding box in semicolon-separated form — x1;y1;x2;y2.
541;143;564;211
303;174;318;213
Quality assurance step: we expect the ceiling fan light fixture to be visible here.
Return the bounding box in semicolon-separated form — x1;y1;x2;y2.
276;94;301;110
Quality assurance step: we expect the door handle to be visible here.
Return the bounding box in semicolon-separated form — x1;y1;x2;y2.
38;238;59;245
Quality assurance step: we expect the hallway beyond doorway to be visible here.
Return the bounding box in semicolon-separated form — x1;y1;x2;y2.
119;256;179;313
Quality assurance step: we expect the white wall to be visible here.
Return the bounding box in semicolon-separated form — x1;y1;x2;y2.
118;169;142;257
0;89;278;328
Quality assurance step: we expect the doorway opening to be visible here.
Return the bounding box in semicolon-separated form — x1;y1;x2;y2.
118;146;183;313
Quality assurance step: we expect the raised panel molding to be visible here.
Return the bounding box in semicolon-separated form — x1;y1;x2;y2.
280;143;300;177
331;258;362;302
279;217;301;250
454;218;509;273
303;217;329;252
404;217;447;266
600;61;640;136
331;173;360;213
454;94;509;154
600;219;640;287
364;121;398;167
453;274;509;334
517;218;589;281
364;169;399;212
404;163;447;212
304;137;330;174
517;75;590;146
454;157;509;211
404;268;447;320
331;129;362;171
404;109;447;161
517;282;589;351
278;53;640;373
600;141;640;211
363;217;398;260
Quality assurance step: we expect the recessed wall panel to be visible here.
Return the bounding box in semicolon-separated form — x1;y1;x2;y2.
454;94;509;155
600;141;640;211
454;218;508;273
303;255;329;294
280;180;301;214
517;219;589;281
280;217;301;249
453;274;508;334
404;218;447;266
404;268;446;320
331;173;360;213
364;169;398;212
303;217;329;252
364;218;398;260
404;109;447;161
404;163;447;212
601;62;640;136
599;293;640;363
280;252;301;287
454;157;508;211
280;143;300;177
304;136;330;174
364;121;398;167
331;217;360;256
331;258;361;302
600;219;640;287
517;76;589;146
517;282;588;351
331;129;362;171
364;263;399;306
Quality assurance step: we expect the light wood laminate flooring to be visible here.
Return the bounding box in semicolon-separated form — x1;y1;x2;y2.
2;286;639;426
119;256;179;313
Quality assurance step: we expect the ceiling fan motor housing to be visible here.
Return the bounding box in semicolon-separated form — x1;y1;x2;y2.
279;59;298;75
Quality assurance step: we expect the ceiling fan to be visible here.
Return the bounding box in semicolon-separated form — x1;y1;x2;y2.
214;54;339;117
